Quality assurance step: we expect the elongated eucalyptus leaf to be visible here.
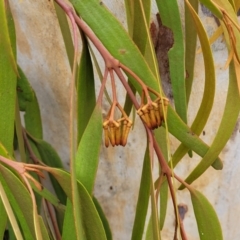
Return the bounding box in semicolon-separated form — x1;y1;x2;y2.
0;183;23;240
131;147;151;240
75;104;102;194
15;100;27;163
199;0;223;18
17;66;34;111
68;0;222;164
131;0;151;54
0;0;17;72
156;0;187;124
167;108;222;166
24;93;43;139
145;214;162;240
77;32;96;143
185;0;198;103
180;60;240;188
54;204;65;235
0;144;11;239
0;164;35;239
159;180;168;230
46;167;107;240
93;197;112;240
172;1;216;168
155;128;168;230
0;200;7;240
33;205;43;240
31;183;62;208
229;0;236;9
235;0;240;10
190;189;223;240
0;0;17;154
62;200;78;240
179;1;240;184
38;216;50;240
54;1;74;69
149;149;160;240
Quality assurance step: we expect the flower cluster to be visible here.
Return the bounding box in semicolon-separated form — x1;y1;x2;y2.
103;102;132;147
103;118;132;147
137;96;169;130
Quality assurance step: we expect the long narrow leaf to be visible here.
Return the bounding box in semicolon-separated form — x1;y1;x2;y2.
38;216;50;240
75;104;102;194
131;147;151;240
0;164;35;239
0;183;23;240
17;66;34;111
180;59;240;188
77;32;96;143
93;197;112;240
62;200;77;240
190;189;223;240
155;128;169;230
167;108;222;167
24;93;43;139
0;200;7;240
156;0;187;124
172;1;216;168
54;2;74;69
185;0;198;103
0;0;17;154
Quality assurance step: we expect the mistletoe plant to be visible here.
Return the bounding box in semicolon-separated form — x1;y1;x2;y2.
0;0;240;239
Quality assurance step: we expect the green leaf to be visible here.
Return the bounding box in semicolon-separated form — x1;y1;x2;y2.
131;147;151;240
31;183;62;208
38;216;50;240
0;164;35;239
180;60;240;188
190;189;223;240
75;104;103;194
0;0;17;73
46;167;107;240
199;0;223;18
24;93;43;139
166;108;222;166
93;197;112;240
54;1;74;69
16;66;34;111
154;128;168;230
77;32;96;143
0;0;17;154
0;200;7;240
185;0;198;103
0;183;23;240
62;200;78;240
149;150;160;240
131;0;151;54
172;1;217;169
156;0;187;124
159;180;168;230
15;99;27;163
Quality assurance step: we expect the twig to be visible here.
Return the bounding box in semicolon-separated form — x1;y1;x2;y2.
53;1;189;238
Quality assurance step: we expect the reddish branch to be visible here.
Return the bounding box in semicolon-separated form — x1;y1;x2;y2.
53;0;189;238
